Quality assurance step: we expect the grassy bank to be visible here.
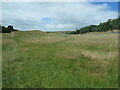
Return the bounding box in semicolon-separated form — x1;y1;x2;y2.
2;31;118;88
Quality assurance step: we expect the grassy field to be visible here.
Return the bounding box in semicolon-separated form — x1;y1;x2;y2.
2;31;118;88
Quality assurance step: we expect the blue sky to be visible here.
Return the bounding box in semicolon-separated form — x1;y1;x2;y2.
92;2;118;11
2;2;118;31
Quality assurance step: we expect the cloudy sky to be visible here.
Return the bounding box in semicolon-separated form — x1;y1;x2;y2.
2;2;118;31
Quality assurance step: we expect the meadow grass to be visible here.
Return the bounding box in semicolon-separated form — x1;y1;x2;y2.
2;31;118;88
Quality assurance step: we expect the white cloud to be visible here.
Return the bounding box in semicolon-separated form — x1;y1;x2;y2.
45;24;74;30
2;2;118;31
2;0;87;2
2;0;119;2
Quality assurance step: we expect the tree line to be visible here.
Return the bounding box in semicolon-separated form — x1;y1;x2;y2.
0;25;19;33
69;17;120;34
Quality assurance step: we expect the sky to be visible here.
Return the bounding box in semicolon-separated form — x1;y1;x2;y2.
2;2;118;31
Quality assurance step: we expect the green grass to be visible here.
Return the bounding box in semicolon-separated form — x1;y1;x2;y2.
2;31;118;88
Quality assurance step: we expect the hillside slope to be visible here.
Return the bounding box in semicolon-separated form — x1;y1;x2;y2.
70;17;120;34
2;31;118;88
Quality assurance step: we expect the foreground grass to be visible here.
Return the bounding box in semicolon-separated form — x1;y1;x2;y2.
2;31;118;88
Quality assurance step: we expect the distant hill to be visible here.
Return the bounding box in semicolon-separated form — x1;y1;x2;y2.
0;25;19;33
69;17;120;34
1;17;119;34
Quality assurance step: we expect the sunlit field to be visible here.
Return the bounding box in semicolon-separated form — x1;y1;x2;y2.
2;31;118;88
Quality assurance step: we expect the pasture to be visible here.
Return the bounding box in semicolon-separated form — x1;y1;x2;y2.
2;31;118;88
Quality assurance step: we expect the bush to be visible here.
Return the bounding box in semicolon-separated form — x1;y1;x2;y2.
1;25;19;33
